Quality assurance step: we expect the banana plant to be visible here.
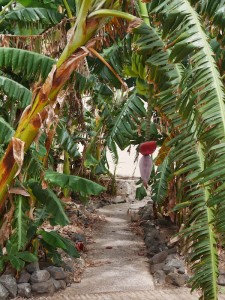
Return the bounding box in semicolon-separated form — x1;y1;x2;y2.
97;1;225;298
0;1;138;207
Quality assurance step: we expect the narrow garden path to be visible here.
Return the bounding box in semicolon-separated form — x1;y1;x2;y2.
66;202;199;300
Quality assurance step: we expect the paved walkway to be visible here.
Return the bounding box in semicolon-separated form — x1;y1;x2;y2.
69;203;199;300
35;202;225;300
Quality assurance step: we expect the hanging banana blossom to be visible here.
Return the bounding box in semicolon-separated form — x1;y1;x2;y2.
139;141;157;187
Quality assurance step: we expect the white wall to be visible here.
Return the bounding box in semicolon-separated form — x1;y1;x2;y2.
107;146;140;178
107;146;159;178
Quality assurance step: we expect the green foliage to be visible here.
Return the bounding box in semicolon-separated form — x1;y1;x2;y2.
0;48;55;81
4;8;63;25
0;76;32;108
0;117;14;144
44;170;106;197
0;240;37;272
151;153;172;206
135;184;147;200
28;181;69;226
11;196;30;251
38;230;79;258
107;92;146;150
56;124;80;158
171;127;218;300
1;1;225;298
88;45;124;89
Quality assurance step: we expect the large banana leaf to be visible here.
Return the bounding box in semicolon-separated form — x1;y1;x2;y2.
28;181;69;226
106;92;146;150
56;124;80;158
4;8;63;25
171;126;218;300
0;117;14;144
11;196;30;251
151;152;172;206
0;76;32;108
130;3;222;298
1;7;64;35
44;170;106;196
0;48;55;81
38;229;79;258
152;0;225;220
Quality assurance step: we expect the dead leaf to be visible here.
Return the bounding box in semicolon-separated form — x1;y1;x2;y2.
28;207;35;220
39;64;57;102
127;18;143;33
45;106;56;133
9;187;30;197
67;26;74;43
41;180;48;189
12;137;25;178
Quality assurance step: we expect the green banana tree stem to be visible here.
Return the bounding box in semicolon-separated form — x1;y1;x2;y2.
0;0;13;16
137;0;150;26
63;0;74;26
138;0;151;141
63;150;70;197
88;9;136;21
146;97;152;141
57;0;92;67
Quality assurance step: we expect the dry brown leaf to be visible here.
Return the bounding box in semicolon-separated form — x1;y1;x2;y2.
45;106;56;133
39;65;57;102
12;137;25;178
8;187;30;197
127;18;143;33
28;207;35;220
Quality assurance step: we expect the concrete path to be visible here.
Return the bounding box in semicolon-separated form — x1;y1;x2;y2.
68;202;200;300
36;202;225;300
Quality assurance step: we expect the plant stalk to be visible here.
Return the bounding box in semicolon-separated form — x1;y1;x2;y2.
0;0;13;16
63;0;74;26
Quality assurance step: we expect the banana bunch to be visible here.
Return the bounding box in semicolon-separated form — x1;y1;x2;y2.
124;52;147;79
132;53;147;79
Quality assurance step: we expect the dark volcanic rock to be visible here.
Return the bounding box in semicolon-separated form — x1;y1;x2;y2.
163;264;176;275
30;270;50;283
165;273;189;287
31;279;55;295
46;266;67;280
152;251;168;264
165;257;184;269
154;270;166;285
18;270;31;283
150;263;165;274
51;278;61;291
0;283;9;300
17;283;31;298
26;262;40;274
0;274;17;297
59;280;67;289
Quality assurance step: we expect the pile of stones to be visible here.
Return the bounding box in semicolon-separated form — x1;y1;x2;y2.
0;262;69;299
133;201;190;287
137;201;225;288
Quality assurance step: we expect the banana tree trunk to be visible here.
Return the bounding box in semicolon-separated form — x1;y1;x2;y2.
0;49;88;209
0;2;137;209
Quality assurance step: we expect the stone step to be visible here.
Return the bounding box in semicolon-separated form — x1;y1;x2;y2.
44;288;201;300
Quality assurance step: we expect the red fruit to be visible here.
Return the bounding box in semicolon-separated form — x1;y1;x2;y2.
76;242;84;251
139;141;157;155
